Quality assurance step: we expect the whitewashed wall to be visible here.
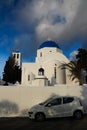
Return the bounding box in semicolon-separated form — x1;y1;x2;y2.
0;85;87;117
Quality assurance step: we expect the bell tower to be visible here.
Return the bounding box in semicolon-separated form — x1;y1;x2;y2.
12;51;22;68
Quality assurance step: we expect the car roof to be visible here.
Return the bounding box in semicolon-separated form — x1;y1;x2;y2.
50;96;77;99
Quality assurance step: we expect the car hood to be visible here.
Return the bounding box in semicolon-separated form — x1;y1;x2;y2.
29;104;44;112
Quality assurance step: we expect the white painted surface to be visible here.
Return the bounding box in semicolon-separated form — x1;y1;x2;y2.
0;85;87;117
22;45;78;86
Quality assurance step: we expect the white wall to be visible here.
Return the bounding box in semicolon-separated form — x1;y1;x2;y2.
0;85;87;117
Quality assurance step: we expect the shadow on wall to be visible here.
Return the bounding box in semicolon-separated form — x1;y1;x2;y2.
20;109;29;117
19;93;61;117
51;76;56;86
0;100;19;116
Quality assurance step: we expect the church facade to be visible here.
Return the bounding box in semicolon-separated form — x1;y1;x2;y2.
21;40;78;86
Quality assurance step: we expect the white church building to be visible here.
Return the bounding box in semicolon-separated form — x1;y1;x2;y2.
20;40;77;86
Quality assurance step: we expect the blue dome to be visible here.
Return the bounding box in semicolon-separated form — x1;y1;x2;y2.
38;40;60;49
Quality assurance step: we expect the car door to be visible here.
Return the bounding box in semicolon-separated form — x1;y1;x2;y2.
62;97;74;116
45;97;64;118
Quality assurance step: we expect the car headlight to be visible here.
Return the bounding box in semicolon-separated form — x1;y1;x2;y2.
28;112;33;114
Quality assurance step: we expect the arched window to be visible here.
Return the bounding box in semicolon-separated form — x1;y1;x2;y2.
40;52;42;57
28;75;30;81
13;54;16;58
17;54;19;58
38;68;44;76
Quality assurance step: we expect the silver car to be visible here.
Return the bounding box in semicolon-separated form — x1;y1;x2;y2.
28;96;84;121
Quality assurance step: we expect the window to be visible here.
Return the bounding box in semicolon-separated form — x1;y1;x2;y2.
40;52;42;57
63;97;74;104
54;67;56;79
17;54;19;59
28;75;30;81
47;98;62;106
13;54;16;58
38;68;44;76
54;64;57;79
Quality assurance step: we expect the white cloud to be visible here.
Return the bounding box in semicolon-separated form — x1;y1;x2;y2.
69;50;78;61
2;0;87;59
14;0;82;44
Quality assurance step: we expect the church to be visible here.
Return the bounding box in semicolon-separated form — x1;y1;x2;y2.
19;40;77;86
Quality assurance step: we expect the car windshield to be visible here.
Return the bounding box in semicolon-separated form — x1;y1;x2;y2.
39;97;56;105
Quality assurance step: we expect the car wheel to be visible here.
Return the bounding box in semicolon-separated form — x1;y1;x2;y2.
35;113;45;121
74;111;83;120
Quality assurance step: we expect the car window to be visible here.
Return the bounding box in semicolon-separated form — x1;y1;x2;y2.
40;97;55;105
63;97;74;104
47;98;62;106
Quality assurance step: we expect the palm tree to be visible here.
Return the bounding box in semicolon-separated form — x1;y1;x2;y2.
76;48;87;71
60;48;87;85
60;61;82;85
76;48;87;84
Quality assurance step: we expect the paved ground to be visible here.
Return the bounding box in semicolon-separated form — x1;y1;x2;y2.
0;116;87;130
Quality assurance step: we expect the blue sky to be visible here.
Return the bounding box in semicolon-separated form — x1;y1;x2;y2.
0;0;87;78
